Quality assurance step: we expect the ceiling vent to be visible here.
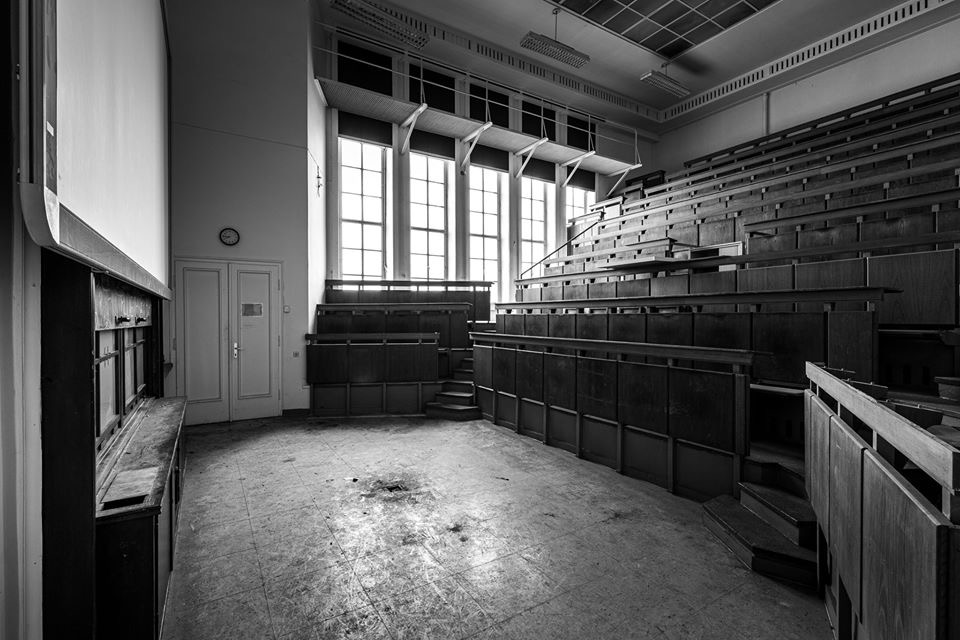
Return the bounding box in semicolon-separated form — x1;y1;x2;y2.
521;9;590;69
330;0;429;49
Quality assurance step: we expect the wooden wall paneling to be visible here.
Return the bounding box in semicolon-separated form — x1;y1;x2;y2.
385;311;419;333
564;283;588;300
617;278;650;298
419;342;439;381
386;384;420;413
826;311;877;382
861;450;951;640
351;310;387;334
699;218;736;246
588;281;617;299
312;385;348;416
542;284;563;301
307;344;344;383
868;249;958;326
752;312;825;384
419;311;452;347
608;313;646;348
521;286;542;302
492;346;517;395
503;313;524;336
349;343;385;383
495;392;517;429
473;345;493;388
386;343;420;382
317;311;351;333
580;415;619;469
525;314;548;337
861;212;937;253
805;392;832;528
577;356;618;422
548;313;577;355
622;427;669;487
795;258;867;312
673;442;736;501
518;399;545;439
737;264;795;312
829;416;867;616
668;368;736;451
350;384;384;414
576;313;608;342
477;387;494;417
475;290;491;321
495;314;506;333
669;220;698;246
41;252;97;638
544;353;577;412
516;349;544;402
650;273;689;297
747;231;796;261
692;313;751;360
797;222;860;262
647;313;693;366
449;310;469;348
324;289;354;303
546;406;578;453
689;271;737;313
878;333;954;393
618;362;669;434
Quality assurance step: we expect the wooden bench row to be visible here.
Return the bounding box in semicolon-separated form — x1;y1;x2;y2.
315;302;472;348
472;332;750;500
673;72;960;182
324;279;492;321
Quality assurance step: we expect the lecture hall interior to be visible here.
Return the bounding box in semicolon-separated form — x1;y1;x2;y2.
4;0;960;638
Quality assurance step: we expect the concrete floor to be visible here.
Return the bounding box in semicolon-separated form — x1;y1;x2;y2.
161;416;832;640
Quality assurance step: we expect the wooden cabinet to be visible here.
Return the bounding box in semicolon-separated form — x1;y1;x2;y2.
95;398;186;640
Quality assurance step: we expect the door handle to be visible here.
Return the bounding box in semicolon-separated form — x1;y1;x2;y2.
233;342;243;359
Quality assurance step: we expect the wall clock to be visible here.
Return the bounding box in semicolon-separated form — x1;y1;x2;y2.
219;227;240;246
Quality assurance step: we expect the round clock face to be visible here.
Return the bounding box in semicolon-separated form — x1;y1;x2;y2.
219;227;240;246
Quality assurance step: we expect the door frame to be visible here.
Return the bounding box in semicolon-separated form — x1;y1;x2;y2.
174;258;283;423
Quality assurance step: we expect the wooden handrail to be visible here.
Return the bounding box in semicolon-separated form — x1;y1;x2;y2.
325;279;492;290
497;286;895;311
316;302;473;312
806;362;960;494
544;237;678;265
305;332;439;342
679;72;960;172
515;230;960;286
470;332;755;366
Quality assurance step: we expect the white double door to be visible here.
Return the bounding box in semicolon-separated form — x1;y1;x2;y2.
176;260;281;425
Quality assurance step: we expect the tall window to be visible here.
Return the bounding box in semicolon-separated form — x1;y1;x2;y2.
340;138;387;279
469;166;503;295
521;177;551;276
565;185;596;223
410;153;449;280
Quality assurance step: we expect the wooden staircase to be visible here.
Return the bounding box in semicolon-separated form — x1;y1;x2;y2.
702;442;817;590
425;353;481;420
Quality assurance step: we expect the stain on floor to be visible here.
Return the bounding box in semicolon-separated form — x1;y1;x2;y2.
161;416;832;640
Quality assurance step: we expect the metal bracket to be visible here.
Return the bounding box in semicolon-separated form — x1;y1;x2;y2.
459;121;492;173
561;150;596;188
514;136;549;179
400;102;428;154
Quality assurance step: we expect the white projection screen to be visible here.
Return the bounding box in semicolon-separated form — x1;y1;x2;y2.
57;0;169;286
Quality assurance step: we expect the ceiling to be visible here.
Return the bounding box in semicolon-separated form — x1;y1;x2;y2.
316;0;958;129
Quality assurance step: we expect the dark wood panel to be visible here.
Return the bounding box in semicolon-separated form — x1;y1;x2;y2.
868;249;957;325
669;368;735;451
752;312;825;384
795;258;866;312
826;311;876;382
316;312;351;333
861;450;949;640
674;443;735;501
544;353;576;411
492;347;517;394
692;313;751;350
385;384;420;413
420;343;439;381
351;311;387;333
564;283;588;300
473;345;493;388
349;344;385;383
805;392;832;528
312;385;347;416
350;384;384;414
580;416;618;469
588;282;617;299
419;311;451;347
546;407;577;453
622;428;668;487
646;313;693;346
576;313;608;341
650;274;689;297
608;313;646;344
503;314;524;336
525;314;548;337
548;314;576;339
385;312;419;333
689;271;737;313
618;362;668;434
829;416;867;616
516;350;544;402
577;357;617;421
616;278;650;298
738;264;794;312
449;311;469;348
387;344;420;382
495;392;517;428
518;399;545;438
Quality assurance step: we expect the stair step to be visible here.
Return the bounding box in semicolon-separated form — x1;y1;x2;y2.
452;368;474;381
435;391;475;406
424;402;481;421
442;380;475;394
703;495;817;590
743;442;806;497
739;482;816;549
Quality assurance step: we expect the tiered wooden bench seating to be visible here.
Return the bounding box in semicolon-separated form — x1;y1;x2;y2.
472;332;753;500
805;363;960;638
315;302;472;349
323;279;493;321
306;332;442;416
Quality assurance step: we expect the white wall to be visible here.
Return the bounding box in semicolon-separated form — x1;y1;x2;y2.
167;0;311;410
57;0;169;284
307;37;328;325
656;14;960;172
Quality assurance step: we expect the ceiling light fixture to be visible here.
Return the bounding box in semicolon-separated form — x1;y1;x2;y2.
521;9;590;69
331;0;430;50
640;64;690;98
